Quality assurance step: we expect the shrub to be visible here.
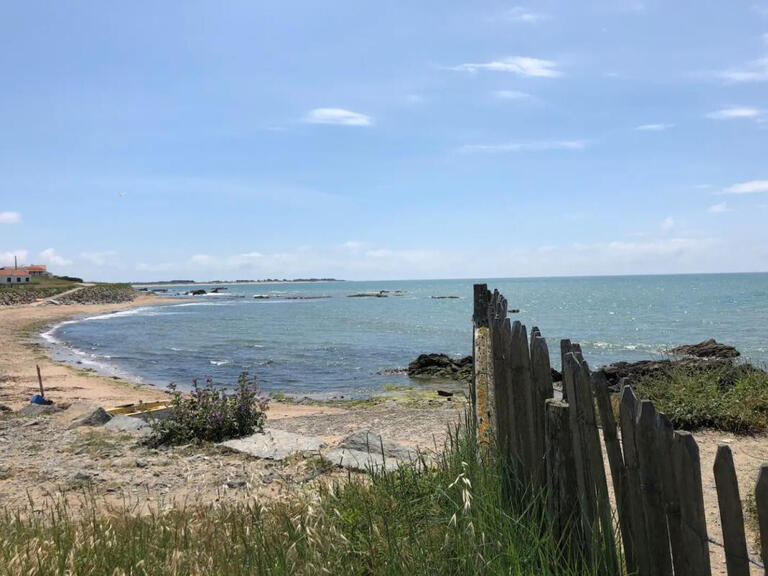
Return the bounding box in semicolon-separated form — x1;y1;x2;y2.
146;372;268;446
633;363;768;434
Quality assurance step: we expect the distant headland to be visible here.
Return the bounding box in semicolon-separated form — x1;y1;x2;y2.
132;278;345;287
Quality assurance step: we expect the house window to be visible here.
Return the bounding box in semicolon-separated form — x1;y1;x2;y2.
17;277;21;282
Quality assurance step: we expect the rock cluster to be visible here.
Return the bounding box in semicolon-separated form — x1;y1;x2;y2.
407;354;472;383
668;339;739;359
57;285;137;305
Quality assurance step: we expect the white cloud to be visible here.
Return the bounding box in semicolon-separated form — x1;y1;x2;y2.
706;107;764;120
636;123;675;131
451;57;560;78
80;250;117;266
721;180;768;194
304;108;373;126
342;241;364;250
506;7;549;23
0;211;21;224
461;140;588;153
39;248;72;267
707;202;731;213
492;90;533;100
0;249;28;266
716;56;768;82
661;217;675;231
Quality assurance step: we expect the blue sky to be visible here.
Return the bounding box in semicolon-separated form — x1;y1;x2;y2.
1;0;767;281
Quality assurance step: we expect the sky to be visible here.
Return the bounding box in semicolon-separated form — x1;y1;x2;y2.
1;0;767;281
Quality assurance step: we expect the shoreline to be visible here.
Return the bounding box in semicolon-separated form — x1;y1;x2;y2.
0;293;177;410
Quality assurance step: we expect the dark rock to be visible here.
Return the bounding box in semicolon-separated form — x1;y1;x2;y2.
190;289;207;296
510;309;520;314
253;295;271;299
210;287;228;293
668;339;740;359
596;356;736;392
135;459;148;468
436;390;454;397
431;296;460;299
0;404;11;413
68;407;112;429
376;367;408;376
407;354;472;383
226;479;247;489
348;291;388;298
73;471;95;482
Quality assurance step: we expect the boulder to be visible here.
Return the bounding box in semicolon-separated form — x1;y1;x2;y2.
407;353;472;383
668;339;740;359
68;407;113;429
103;415;150;435
18;403;65;417
323;429;420;472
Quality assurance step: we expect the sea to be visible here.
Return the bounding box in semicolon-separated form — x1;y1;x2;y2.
40;274;768;398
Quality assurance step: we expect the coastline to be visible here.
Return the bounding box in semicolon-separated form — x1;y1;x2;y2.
0;293;176;410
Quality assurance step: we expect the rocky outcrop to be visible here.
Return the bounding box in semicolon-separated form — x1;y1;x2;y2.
668;339;740;359
408;354;472;383
58;285;137;305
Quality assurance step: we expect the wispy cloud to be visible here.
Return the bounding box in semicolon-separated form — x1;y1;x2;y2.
39;248;72;267
0;249;28;266
506;6;549;23
636;123;675;131
707;202;731;213
450;57;560;78
716;56;768;82
0;211;21;224
81;250;118;266
304;108;373;126
721;180;768;194
460;140;588;154
492;90;534;101
706;107;764;120
661;216;675;231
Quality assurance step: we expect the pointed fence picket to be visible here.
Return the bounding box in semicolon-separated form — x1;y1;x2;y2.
471;283;767;576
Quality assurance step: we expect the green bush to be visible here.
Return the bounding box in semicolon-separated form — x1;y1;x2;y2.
146;372;268;446
633;364;768;434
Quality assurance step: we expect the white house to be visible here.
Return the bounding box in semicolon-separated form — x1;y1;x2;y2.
0;269;30;284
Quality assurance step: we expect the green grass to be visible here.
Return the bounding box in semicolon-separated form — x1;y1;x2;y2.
0;416;617;575
633;363;768;434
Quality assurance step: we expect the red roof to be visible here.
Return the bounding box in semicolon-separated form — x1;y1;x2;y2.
26;265;47;271
0;269;29;276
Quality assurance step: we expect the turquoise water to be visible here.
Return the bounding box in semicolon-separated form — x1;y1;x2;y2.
43;275;768;397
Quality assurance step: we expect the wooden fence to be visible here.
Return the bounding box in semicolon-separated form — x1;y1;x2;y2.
472;283;768;576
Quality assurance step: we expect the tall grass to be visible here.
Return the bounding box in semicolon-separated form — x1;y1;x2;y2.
0;415;617;575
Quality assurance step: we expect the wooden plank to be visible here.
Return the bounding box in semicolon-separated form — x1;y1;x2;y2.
575;356;618;573
619;385;651;576
491;315;513;464
672;431;711;576
530;328;554;484
473;283;489;327
510;321;537;480
714;445;750;576
471;284;490;427
593;371;634;572
562;351;595;540
635;400;673;576
754;465;768;576
656;413;686;576
560;339;572;402
545;399;580;553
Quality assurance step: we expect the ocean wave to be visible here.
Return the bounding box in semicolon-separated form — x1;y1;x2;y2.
209;360;230;366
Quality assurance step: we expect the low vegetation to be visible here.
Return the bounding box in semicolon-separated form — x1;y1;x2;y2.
0;418;613;575
633;363;768;434
146;372;268;446
0;277;78;306
56;283;136;304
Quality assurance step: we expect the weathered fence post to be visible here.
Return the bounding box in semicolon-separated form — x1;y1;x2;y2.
672;431;711;576
509;320;537;479
620;385;651;576
472;284;493;442
593;371;635;572
754;465;768;576
635;400;673;576
656;413;686;576
545;399;580;552
714;445;750;576
530;327;554;484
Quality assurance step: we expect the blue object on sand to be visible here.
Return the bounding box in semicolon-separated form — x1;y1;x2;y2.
30;394;47;405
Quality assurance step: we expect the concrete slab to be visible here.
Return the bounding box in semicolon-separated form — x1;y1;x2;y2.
323;429;420;472
219;428;326;461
